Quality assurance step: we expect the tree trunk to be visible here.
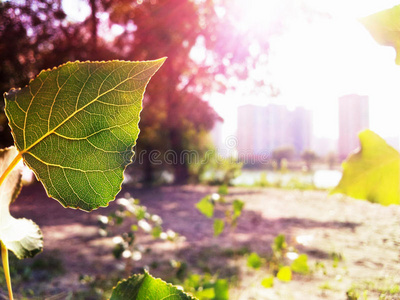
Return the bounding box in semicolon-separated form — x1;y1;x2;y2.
89;0;98;53
169;128;189;184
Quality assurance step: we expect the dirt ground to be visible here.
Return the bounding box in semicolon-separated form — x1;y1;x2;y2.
4;183;400;299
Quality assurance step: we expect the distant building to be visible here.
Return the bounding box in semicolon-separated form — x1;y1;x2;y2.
313;137;336;157
237;104;312;162
237;104;257;158
211;118;224;153
338;94;369;160
291;107;313;155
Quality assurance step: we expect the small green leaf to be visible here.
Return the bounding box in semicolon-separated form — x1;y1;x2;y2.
232;199;244;218
195;288;215;299
196;196;214;218
360;5;400;65
152;226;162;238
261;276;274;288
272;234;287;253
247;252;262;269
213;218;225;236
214;279;229;300
291;254;309;274
276;266;292;282
217;184;228;195
110;270;197;300
0;147;43;259
4;58;166;211
331;130;400;205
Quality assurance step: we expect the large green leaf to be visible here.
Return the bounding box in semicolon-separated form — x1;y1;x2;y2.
0;147;43;259
110;271;197;300
360;5;400;65
331;130;400;205
4;59;165;211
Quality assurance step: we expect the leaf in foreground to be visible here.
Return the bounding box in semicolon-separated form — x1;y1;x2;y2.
110;270;197;300
331;130;400;205
360;5;400;65
4;58;165;211
0;147;43;259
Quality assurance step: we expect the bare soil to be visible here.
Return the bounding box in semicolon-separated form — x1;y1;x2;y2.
4;183;400;299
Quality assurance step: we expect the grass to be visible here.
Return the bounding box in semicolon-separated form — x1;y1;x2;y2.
0;250;65;299
347;277;400;299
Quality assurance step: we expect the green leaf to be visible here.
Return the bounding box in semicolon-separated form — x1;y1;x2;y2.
291;254;309;274
261;276;274;288
152;225;163;238
331;130;400;205
195;288;215;299
110;270;197;300
196;196;214;218
0;147;43;259
4;59;165;211
217;184;228;195
360;5;400;65
213;279;229;300
276;266;292;282
247;252;262;269
232;199;244;218
272;234;287;253
213;218;225;236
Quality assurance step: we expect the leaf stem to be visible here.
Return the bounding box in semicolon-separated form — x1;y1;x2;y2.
0;152;22;187
1;241;13;300
0;151;21;299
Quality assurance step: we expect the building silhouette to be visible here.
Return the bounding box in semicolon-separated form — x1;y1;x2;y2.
338;94;369;160
237;104;312;162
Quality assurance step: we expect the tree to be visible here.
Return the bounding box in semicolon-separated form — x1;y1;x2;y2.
301;150;318;171
272;146;295;170
102;0;261;183
1;0;321;183
0;0;250;183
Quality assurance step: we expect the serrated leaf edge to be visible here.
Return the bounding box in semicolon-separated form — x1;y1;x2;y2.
7;218;43;259
110;270;198;300
4;58;166;212
3;58;167;97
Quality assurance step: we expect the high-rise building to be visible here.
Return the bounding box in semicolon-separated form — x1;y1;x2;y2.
338;94;369;160
237;104;257;159
237;104;312;162
291;107;313;155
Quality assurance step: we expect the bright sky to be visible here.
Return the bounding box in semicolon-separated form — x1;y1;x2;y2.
210;0;400;143
62;0;400;144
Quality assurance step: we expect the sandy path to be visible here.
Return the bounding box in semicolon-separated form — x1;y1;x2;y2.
6;184;400;299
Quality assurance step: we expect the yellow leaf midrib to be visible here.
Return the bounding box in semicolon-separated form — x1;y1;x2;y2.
20;62;156;156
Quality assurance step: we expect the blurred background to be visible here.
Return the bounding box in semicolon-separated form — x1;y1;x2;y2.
2;2;400;299
1;0;400;187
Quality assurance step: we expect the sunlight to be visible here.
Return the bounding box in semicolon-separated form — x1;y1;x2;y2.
212;0;400;144
234;0;288;32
